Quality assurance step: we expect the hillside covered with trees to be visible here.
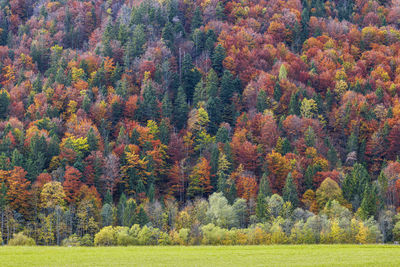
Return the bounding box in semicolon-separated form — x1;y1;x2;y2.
1;0;400;246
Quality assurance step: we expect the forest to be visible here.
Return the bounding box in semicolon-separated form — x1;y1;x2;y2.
1;0;400;246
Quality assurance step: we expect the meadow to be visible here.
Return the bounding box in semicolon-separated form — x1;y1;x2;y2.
1;245;400;267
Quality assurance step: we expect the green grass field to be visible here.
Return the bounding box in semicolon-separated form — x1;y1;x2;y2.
1;245;399;266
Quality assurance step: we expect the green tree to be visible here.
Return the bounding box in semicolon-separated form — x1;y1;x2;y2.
316;178;347;209
256;90;268;113
117;193;127;226
139;80;159;122
123;198;138;227
212;44;226;75
0;90;10;119
101;203;113;227
191;7;203;32
342;163;370;210
256;173;272;220
206;97;222;135
181;54;201;101
161;92;173;119
282;173;299;208
359;183;378;220
174;87;188;129
217;153;231;195
205;69;219;98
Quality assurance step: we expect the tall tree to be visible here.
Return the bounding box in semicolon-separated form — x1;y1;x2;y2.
282;173;299;208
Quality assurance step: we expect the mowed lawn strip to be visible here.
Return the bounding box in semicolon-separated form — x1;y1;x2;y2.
1;245;400;267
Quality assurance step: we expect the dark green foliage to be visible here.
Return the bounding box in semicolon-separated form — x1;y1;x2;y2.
174;87;188;129
191;7;203;32
342;163;370;210
282;173;299;208
256;173;272;220
212;44;226;75
256;90;268;113
359;183;378;220
181;54;201;101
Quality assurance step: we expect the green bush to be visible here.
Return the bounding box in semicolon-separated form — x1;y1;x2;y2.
62;234;80;246
94;226;128;246
8;233;36;246
80;234;94;246
117;229;135;246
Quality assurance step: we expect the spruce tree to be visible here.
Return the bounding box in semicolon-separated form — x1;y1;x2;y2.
256;173;272;220
205;69;219;98
206;97;222;135
161;92;173;119
123;198;137;227
359;183;378;220
288;91;300;115
182;54;201;101
141;81;159;122
191;7;203;32
212;44;226;75
283;173;299;208
273;82;282;101
117;193;127;226
256;90;268;113
174;87;188;129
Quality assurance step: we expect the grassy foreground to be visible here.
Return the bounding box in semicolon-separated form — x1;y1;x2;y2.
1;245;400;267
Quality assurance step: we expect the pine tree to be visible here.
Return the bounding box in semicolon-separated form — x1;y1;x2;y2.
305;126;316;147
217;153;231;194
159;119;170;145
193;81;206;106
226;179;237;205
215;2;225;20
288;91;300;115
256;173;272;220
273;82;282;101
256;90;268;113
205;69;219;98
117;193;127;226
220;70;235;123
347;132;358;153
206;97;222;135
181;54;201;101
161;92;173;119
191;7;203;32
212;44;226;75
205;29;217;54
282;173;299;208
304;165;315;190
123;198;137;227
162;21;174;49
359;183;378;220
87;128;98;151
342;163;370;210
137;205;149;226
148;183;155;202
174;87;188;129
140;81;159;122
327;146;338;168
216;125;230;143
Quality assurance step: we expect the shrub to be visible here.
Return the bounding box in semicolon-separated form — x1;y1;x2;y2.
62;234;80;246
8;233;36;246
94;226;128;246
80;234;94;246
117;228;135;246
138;226;160;245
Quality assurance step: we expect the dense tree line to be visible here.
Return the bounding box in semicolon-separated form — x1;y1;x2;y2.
1;0;400;245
